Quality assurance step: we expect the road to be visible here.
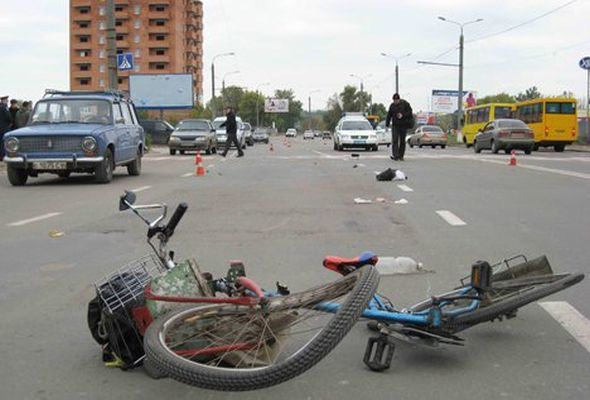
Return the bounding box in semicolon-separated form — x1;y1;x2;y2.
0;139;589;400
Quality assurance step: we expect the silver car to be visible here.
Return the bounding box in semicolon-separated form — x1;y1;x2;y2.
408;125;447;149
168;119;217;155
474;119;534;154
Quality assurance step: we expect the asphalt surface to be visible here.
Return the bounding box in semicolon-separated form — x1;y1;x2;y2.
0;139;589;400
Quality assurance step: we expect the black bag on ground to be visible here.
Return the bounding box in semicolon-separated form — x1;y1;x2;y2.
376;168;396;181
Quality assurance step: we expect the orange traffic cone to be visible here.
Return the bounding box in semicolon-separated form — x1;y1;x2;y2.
195;151;205;176
509;150;517;166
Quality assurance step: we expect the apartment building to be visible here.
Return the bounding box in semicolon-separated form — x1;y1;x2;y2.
70;0;203;102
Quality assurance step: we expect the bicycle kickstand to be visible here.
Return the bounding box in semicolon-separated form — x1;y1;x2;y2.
363;333;396;372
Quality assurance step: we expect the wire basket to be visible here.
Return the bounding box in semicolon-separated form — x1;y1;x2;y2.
94;254;166;314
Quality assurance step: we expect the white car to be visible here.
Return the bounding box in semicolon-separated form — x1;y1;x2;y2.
333;115;378;151
375;121;391;147
212;116;246;150
303;130;314;140
285;128;297;137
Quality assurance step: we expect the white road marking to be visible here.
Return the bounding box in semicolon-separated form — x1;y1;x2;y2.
131;186;151;193
397;184;414;192
436;210;467;226
539;301;590;353
7;212;63;227
479;158;590;180
181;172;194;177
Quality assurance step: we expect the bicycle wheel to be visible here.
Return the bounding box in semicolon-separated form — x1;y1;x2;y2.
144;265;379;391
451;272;584;331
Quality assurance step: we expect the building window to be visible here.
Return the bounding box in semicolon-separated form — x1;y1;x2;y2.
156;20;166;26
99;64;106;73
115;20;123;27
118;78;125;85
155;35;165;41
79;50;90;57
99;21;106;30
79;64;90;71
134;49;141;58
115;6;124;12
155;6;165;12
99;79;105;87
99;35;106;45
78;21;90;28
134;35;140;43
99;50;106;58
116;34;125;41
79;36;89;43
116;49;123;54
80;78;90;86
99;6;105;16
134;19;141;29
79;7;90;14
134;5;141;15
156;49;166;55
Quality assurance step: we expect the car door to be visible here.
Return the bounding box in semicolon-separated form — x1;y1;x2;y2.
112;102;133;162
482;122;495;147
122;102;141;157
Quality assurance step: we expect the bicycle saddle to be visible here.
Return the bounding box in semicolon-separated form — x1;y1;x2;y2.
323;251;378;274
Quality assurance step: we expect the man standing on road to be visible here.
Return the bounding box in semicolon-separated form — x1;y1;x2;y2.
15;101;32;128
8;99;20;130
385;93;413;161
0;96;12;161
220;106;244;158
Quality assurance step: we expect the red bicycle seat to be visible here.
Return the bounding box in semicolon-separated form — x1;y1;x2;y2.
323;251;378;274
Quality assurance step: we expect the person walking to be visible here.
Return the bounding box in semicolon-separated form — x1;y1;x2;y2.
8;99;20;130
220;106;244;158
0;96;12;161
15;101;32;128
385;93;413;161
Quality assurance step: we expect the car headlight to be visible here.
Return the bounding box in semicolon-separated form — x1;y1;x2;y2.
195;136;206;141
5;137;19;153
81;136;97;152
169;136;180;142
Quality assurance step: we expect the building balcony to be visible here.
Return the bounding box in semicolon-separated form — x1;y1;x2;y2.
148;55;170;63
116;25;129;34
148;11;170;20
147;25;170;34
116;40;130;49
73;26;92;35
71;41;92;50
115;10;129;19
71;70;93;79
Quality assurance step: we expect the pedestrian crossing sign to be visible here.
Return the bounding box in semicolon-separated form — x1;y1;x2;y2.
117;53;134;71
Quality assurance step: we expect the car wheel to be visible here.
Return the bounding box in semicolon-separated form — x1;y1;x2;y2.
409;142;414;148
491;140;500;154
533;143;539;151
418;140;423;148
7;165;28;186
333;141;338;151
127;148;142;176
212;146;217;154
180;150;185;155
205;144;211;155
441;145;446;149
431;145;436;148
554;144;565;152
373;145;378;152
474;141;482;154
525;146;532;155
169;149;176;155
95;148;114;183
57;171;71;178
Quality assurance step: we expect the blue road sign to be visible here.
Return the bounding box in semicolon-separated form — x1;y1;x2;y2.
579;57;590;70
117;53;134;71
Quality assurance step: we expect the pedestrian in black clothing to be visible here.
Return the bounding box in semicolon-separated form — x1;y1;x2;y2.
8;99;19;130
385;93;413;161
0;96;12;161
220;106;244;157
15;101;32;128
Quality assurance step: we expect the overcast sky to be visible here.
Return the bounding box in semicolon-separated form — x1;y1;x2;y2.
1;0;589;112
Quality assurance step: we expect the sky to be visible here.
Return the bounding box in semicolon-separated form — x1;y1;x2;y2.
1;0;589;112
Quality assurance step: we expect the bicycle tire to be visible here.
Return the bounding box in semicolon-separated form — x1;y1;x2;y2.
144;265;379;391
451;272;584;331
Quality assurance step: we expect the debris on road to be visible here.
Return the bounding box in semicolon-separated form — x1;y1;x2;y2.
376;168;408;181
49;230;65;238
376;256;432;275
353;197;373;204
394;198;409;205
353;163;366;168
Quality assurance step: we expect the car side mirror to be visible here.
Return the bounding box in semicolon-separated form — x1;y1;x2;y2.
119;190;136;211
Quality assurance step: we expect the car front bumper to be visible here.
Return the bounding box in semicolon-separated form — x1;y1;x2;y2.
169;139;211;151
3;155;104;171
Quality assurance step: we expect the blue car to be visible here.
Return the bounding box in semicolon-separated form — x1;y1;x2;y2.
3;90;145;185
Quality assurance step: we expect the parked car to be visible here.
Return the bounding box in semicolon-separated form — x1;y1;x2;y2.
314;130;322;138
333;114;378;151
473;119;534;154
303;130;315;140
139;119;174;144
322;131;332;140
168;119;217;155
252;127;270;143
408;125;448;149
3;89;144;186
212;116;246;150
375;121;391;147
242;122;254;146
285;128;297;137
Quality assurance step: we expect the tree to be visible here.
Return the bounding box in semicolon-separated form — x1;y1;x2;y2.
238;91;265;125
368;103;387;120
516;86;541;102
323;93;343;131
477;92;516;104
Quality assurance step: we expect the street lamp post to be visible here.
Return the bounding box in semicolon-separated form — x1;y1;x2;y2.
438;16;483;130
381;52;411;94
350;74;372;113
211;52;234;117
221;70;240;104
255;82;270;127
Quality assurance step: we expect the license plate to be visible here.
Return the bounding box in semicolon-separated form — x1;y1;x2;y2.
354;140;366;144
181;142;194;147
511;134;524;138
32;161;67;170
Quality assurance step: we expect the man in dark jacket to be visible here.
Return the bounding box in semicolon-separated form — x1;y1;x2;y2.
8;99;20;130
220;106;244;157
0;96;12;160
385;93;413;161
15;101;32;128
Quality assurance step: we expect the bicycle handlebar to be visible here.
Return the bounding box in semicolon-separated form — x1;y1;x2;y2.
164;202;188;238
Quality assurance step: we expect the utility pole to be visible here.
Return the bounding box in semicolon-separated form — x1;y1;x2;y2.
211;52;234;117
255;82;270;127
458;29;464;132
106;0;117;90
381;53;411;94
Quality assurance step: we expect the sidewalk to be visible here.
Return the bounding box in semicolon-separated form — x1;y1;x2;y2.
568;143;590;152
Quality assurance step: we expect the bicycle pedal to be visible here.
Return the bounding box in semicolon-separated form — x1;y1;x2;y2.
276;281;290;295
363;335;396;372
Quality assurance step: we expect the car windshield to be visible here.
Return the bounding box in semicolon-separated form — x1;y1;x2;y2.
31;99;112;125
177;120;210;131
498;120;527;128
423;126;443;133
213;120;225;129
341;121;372;130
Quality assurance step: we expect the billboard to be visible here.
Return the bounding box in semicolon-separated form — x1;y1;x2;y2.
129;73;194;109
264;98;289;113
431;90;477;113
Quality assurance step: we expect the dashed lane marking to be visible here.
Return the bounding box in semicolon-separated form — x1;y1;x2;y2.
181;172;194;177
398;184;414;192
131;186;152;193
7;212;63;227
436;210;467;226
539;301;590;353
